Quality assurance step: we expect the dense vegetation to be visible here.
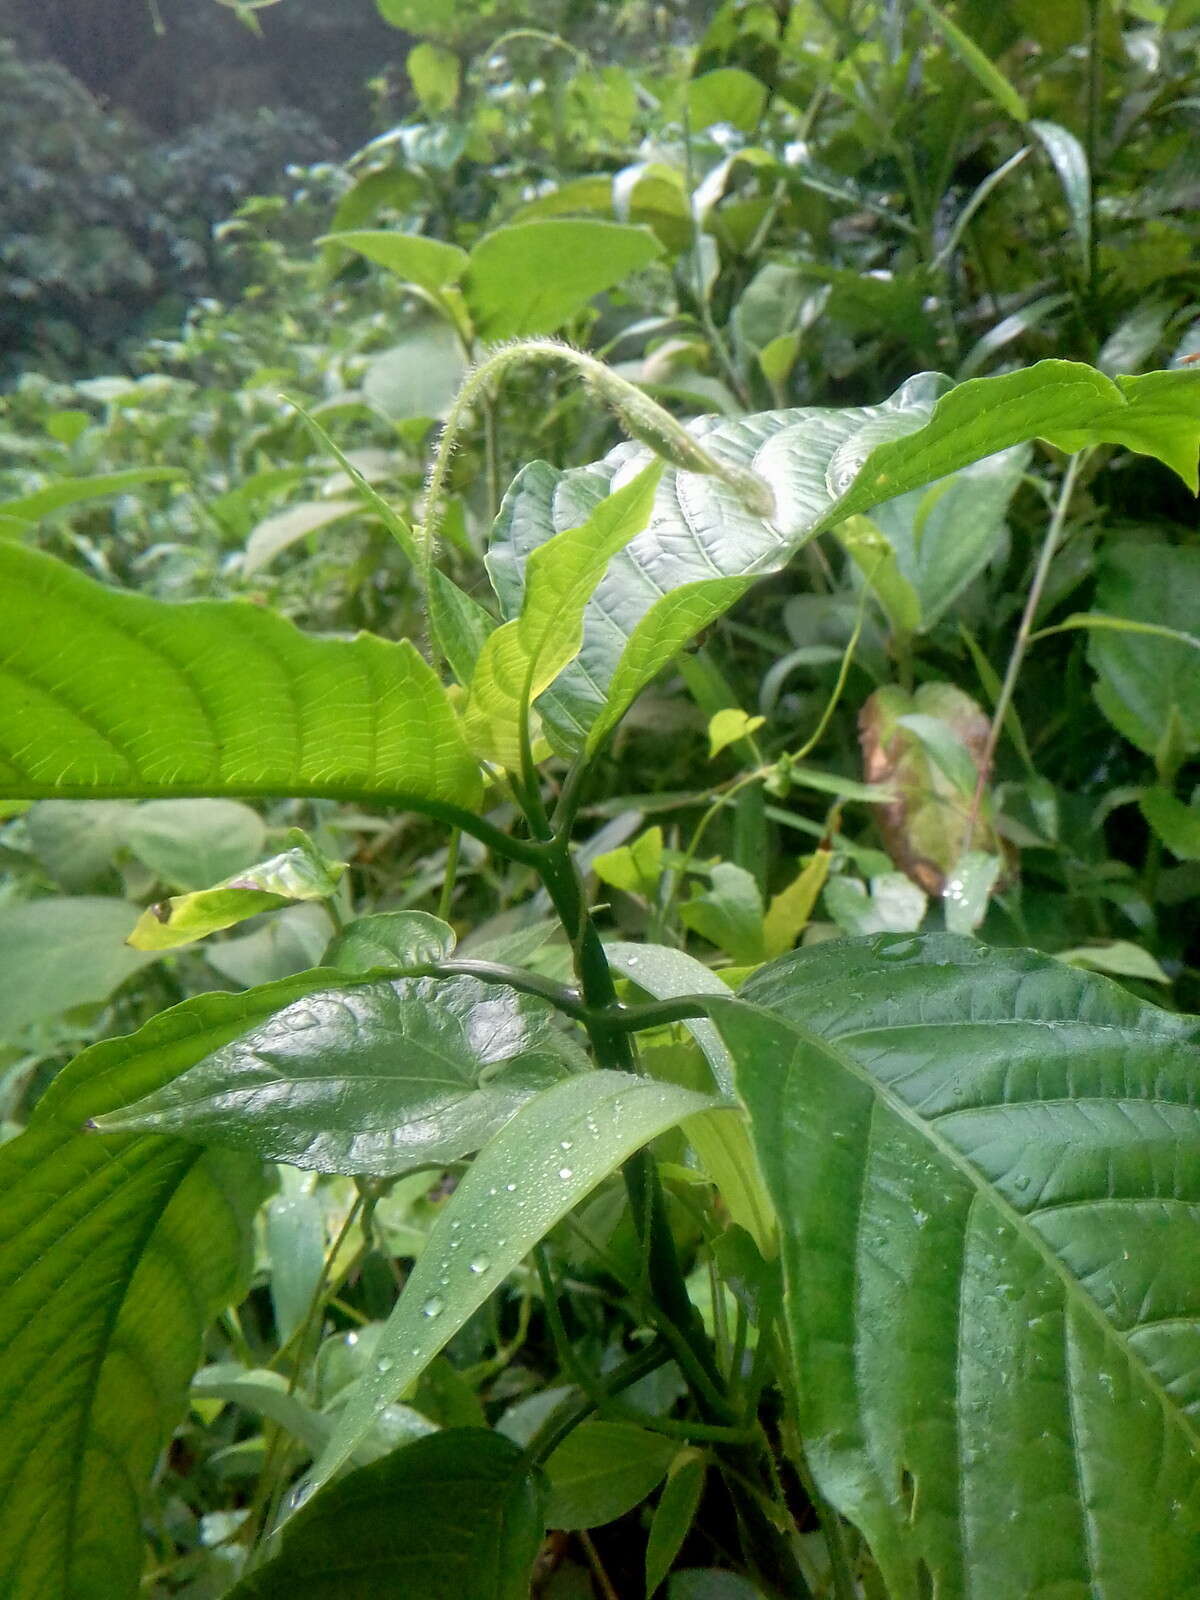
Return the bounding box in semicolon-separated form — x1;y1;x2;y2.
1;2;1199;1596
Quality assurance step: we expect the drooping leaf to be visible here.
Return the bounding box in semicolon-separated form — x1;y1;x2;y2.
720;933;1200;1600
543;1420;678;1530
1054;941;1171;984
228;1431;544;1600
0;544;482;811
762;848;832;959
607;941;734;1094
127;831;346;951
464;463;660;768
243;498;363;576
0;980;328;1598
461;219;663;341
0;896;159;1040
912;0;1029;121
486;362;1200;756
93;973;576;1176
305;1071;717;1493
1030;120;1092;273
680;862;765;965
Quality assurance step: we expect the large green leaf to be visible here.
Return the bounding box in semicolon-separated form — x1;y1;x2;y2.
486;362;1200;755
464;462;660;768
717;934;1200;1600
0;467;187;526
543;1420;678;1529
0;544;481;810
229;1430;544;1600
0;978;343;1598
306;1071;717;1492
1088;535;1200;765
94;974;578;1177
317;229;468;295
461;219;663;340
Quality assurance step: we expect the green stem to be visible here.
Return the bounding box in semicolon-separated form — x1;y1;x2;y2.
965;452;1084;848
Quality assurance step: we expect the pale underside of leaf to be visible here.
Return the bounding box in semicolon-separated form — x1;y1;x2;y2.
0;544;481;810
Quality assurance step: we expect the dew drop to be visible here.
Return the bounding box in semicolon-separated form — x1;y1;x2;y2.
469;1255;491;1275
376;1355;395;1374
488;1187;499;1197
448;1238;461;1250
505;1182;518;1192
558;1166;574;1181
410;1345;421;1357
559;1139;574;1152
626;955;639;967
422;1295;445;1319
450;1219;461;1231
496;1237;507;1247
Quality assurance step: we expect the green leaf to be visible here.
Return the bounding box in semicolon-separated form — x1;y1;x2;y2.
762;848;832;960
407;40;460;113
464;463;660;768
243;497;362;576
306;1071;717;1493
607;941;734;1095
912;0;1029;121
1030;119;1091;272
594;826;664;899
430;567;496;687
0;467;187;525
843;446;1029;632
0;980;313;1598
0;544;482;810
680;862;765;965
1140;788;1200;861
646;1449;707;1596
25;799;137;890
488;362;1200;757
0;896;158;1040
686;67;767;133
127;831;346;951
1088;538;1200;766
228;1431;543;1600
544;1420;678;1530
721;933;1200;1600
123;798;267;889
317;229;468;296
93;973;575;1176
326;910;457;974
462;220;663;341
362;320;470;422
1054;941;1170;984
708;708;765;759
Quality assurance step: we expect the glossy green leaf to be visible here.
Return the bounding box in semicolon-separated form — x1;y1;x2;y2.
0;896;158;1040
607;941;734;1094
680;862;765;964
326;910;457;974
93;973;575;1176
461;220;663;341
646;1449;707;1596
721;933;1200;1600
593;825;665;899
543;1420;678;1530
464;463;660;768
123;798;268;889
487;362;1200;756
317;229;468;295
1089;538;1200;766
0;467;187;525
430;567;496;687
306;1071;717;1493
229;1431;543;1600
127;831;345;951
0;980;316;1598
0;544;482;810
